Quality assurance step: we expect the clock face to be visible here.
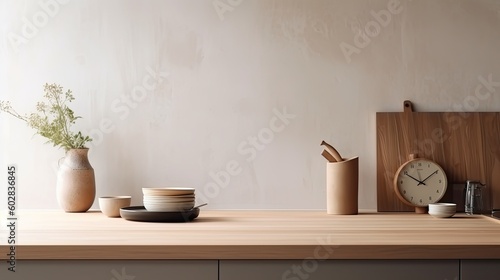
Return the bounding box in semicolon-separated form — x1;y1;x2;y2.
394;158;447;207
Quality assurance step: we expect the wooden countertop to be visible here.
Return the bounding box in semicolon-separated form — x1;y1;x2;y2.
2;210;500;260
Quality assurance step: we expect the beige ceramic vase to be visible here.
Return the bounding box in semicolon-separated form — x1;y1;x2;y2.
56;148;95;212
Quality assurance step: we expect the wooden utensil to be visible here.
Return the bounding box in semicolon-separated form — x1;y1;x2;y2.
321;140;343;162
321;149;337;162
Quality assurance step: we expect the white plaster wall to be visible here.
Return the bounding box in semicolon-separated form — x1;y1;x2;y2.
1;0;500;210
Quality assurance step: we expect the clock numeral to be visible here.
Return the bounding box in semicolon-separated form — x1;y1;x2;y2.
404;171;408;175
410;196;413;201
429;196;432;200
428;164;430;168
418;163;422;167
436;189;440;193
439;179;442;184
403;190;406;194
419;199;423;203
411;164;415;169
400;180;403;185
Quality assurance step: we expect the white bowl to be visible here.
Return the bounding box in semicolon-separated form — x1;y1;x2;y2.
144;200;195;212
428;211;455;218
428;203;456;218
144;200;195;204
144;200;195;205
99;196;132;217
143;194;195;198
143;196;195;202
429;203;456;211
143;201;195;206
429;203;456;209
144;204;195;212
142;187;195;196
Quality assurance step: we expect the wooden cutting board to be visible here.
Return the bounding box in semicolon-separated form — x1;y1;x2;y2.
377;101;500;212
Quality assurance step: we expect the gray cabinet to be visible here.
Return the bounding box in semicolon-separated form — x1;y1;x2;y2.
0;260;218;280
4;259;500;279
461;260;500;280
220;260;459;280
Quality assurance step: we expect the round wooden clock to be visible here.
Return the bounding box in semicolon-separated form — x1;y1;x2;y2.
393;155;448;213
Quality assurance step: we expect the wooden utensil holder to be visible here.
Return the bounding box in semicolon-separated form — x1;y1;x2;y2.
326;157;359;215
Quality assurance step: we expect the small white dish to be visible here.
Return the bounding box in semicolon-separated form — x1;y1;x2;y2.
428;211;455;218
428;203;456;218
99;196;132;217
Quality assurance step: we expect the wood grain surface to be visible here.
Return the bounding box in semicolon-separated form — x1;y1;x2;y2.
1;210;500;260
377;108;500;212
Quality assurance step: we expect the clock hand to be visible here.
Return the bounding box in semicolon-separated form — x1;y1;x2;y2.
405;174;426;185
418;170;438;186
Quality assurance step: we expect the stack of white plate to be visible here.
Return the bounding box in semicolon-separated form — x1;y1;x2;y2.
428;203;456;218
142;188;195;211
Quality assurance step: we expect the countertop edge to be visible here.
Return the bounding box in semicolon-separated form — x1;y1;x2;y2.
3;244;500;260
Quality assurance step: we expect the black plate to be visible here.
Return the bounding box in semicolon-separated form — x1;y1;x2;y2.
120;206;200;222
